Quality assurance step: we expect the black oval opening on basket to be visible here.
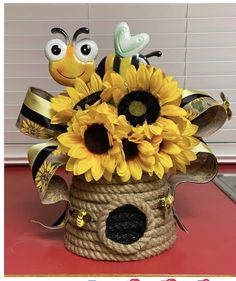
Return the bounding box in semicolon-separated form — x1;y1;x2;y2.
105;204;147;245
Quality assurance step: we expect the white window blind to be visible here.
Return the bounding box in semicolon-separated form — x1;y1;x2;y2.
4;3;236;163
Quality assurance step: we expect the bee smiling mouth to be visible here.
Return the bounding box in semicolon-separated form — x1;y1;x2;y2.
57;70;85;79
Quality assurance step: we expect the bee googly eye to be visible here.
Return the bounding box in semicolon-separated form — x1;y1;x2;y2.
75;39;98;62
45;39;67;61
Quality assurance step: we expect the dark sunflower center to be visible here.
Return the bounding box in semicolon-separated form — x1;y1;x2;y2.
118;90;160;126
73;91;101;110
122;138;139;161
84;124;111;154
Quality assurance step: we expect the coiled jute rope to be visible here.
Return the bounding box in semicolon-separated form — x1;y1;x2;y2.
64;174;176;261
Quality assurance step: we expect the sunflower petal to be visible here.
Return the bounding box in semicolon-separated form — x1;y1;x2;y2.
139;155;155;172
65;157;77;172
51;109;75;124
58;132;81;148
183;122;199;136
121;170;131;182
75;158;93;175
161;141;182;155
89;73;103;93
149;124;163;136
103;170;113;182
126;65;137;91
113;88;125;105
66;87;81;103
91;159;104;181
177;135;190;146
157;151;173;169
128;159;142;180
174;152;189;165
111;73;126;90
183;150;197;161
175;160;187;174
51;95;73;112
116;161;128;177
84;170;93;182
150;68;163;95
154;161;164;179
137;64;151;91
138;140;155;155
68;144;89;159
159;83;182;105
161;105;187;117
101;154;116;174
101;88;113;102
74;78;90;96
157;117;180;134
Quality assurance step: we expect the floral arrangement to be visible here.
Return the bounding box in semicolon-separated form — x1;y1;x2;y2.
16;22;230;260
50;65;199;183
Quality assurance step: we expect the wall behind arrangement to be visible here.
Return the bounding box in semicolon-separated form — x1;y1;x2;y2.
4;3;236;163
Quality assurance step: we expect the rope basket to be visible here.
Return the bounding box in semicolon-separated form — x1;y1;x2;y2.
64;175;176;261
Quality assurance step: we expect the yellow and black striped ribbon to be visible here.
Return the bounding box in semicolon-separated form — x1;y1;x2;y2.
180;89;228;137
16;87;67;139
15;87;71;229
27;140;70;229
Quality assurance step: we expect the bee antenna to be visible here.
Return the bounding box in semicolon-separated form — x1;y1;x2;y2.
72;27;90;43
51;27;69;43
145;50;162;58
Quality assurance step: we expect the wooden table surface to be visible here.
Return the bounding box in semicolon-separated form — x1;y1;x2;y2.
4;165;236;277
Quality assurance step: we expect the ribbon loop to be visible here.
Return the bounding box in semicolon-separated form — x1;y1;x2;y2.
27;140;70;228
181;89;228;137
16;87;67;139
168;140;218;232
16;87;70;229
168;140;218;192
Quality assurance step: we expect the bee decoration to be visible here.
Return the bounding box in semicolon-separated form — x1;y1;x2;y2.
75;210;88;228
159;193;174;209
44;27;98;86
69;208;91;228
96;22;162;79
220;92;232;120
159;193;174;219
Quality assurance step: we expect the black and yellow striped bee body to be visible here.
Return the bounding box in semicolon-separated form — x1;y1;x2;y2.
96;51;162;79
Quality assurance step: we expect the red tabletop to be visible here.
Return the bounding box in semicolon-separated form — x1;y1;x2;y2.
4;165;236;276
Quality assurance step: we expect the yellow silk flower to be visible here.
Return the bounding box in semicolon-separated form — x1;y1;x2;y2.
113;115;155;182
151;117;200;178
51;72;104;125
52;64;200;182
56;103;118;182
101;64;186;139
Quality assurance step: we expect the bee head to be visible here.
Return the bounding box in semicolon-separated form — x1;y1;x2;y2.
45;27;98;86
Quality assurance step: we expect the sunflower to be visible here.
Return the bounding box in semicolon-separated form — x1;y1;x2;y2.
113;115;155;182
35;160;56;193
101;64;186;139
20;118;48;138
51;72;105;125
151;117;200;178
56;102;118;182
